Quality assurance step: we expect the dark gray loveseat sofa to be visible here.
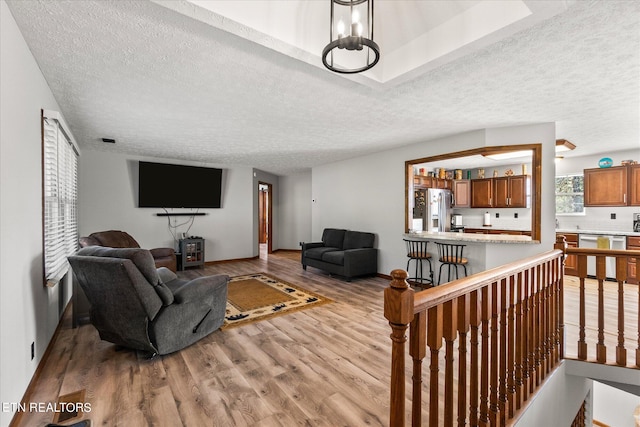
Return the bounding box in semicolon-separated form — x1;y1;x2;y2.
301;228;377;280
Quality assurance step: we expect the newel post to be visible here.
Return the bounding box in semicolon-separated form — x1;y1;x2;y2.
384;269;415;427
554;234;567;258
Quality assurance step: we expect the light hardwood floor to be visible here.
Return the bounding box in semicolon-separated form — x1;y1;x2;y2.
14;251;399;427
12;251;638;426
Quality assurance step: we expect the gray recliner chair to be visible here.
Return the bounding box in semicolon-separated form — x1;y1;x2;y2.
68;246;228;355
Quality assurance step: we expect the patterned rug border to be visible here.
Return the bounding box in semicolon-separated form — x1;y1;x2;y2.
221;272;333;330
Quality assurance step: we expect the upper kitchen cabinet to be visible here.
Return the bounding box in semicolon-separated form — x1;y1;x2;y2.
452;179;471;208
584;165;639;206
631;164;640;205
414;175;451;190
494;175;530;208
471;178;493;208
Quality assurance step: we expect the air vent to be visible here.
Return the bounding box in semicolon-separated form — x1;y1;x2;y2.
101;138;115;143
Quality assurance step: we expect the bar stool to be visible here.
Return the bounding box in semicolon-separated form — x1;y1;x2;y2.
435;242;468;284
403;239;434;287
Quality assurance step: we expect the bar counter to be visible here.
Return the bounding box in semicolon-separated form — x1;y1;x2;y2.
404;231;538;244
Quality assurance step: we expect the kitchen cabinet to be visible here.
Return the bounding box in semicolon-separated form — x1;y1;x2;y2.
628;236;640;284
470;175;529;208
584;166;629;206
471;178;493;208
414;175;451;189
557;233;578;276
494;175;530;208
631;164;640;206
452;179;471;208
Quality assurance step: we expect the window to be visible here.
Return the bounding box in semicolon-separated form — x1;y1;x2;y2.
42;110;79;287
555;174;584;214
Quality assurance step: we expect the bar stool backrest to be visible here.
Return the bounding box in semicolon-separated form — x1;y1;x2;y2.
404;239;430;259
436;242;466;263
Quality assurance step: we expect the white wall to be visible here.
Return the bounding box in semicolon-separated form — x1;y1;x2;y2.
0;3;71;425
278;171;312;249
79;150;256;261
514;362;592;427
312;123;557;276
556;148;640;233
593;381;640;427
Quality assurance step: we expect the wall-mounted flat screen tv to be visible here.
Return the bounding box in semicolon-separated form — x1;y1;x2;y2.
138;161;222;208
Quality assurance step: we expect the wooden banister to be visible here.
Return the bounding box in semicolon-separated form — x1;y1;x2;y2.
385;234;640;426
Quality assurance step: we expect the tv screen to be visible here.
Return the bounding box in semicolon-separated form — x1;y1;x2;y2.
138;161;222;208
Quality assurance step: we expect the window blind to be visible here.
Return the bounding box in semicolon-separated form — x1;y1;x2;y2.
42;110;79;287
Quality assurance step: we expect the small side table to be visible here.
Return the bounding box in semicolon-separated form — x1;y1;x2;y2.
178;238;205;270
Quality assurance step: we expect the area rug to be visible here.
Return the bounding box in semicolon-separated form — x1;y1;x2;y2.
222;273;332;329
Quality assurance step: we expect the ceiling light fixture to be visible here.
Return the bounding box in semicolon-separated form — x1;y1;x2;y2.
322;0;380;74
482;150;532;161
556;139;576;153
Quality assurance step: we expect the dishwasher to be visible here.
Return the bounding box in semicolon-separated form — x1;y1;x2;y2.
578;234;627;280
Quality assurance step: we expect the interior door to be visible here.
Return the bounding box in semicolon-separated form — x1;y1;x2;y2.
259;187;267;244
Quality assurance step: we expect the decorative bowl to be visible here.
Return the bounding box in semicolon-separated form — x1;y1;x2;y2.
598;157;613;168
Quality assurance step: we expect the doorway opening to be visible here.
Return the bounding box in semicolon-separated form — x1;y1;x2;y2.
258;182;273;259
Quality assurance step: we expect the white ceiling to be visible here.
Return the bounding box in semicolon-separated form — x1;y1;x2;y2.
5;0;639;175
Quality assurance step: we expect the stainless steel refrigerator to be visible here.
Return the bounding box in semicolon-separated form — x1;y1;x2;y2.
412;188;452;232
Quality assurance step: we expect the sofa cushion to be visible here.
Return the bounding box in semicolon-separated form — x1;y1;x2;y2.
76;246;160;285
322;228;346;249
343;231;375;249
322;250;345;265
305;246;341;261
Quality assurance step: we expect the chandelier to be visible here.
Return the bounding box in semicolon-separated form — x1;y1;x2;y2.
322;0;380;74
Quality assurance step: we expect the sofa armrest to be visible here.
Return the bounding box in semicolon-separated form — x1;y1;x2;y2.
150;247;175;258
301;242;324;251
343;248;378;277
173;274;229;304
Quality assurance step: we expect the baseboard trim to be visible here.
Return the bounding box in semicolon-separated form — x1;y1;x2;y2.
376;272;392;280
204;256;259;265
9;300;73;427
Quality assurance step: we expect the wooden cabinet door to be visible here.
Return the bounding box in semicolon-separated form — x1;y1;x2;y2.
558;233;578;276
414;175;436;189
493;177;509;207
471;179;493;208
452;180;470;207
630;164;640;206
584;166;628;206
627;236;640;284
508;175;529;208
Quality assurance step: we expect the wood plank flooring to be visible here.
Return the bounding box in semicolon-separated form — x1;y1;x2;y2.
13;251;402;427
11;251;638;426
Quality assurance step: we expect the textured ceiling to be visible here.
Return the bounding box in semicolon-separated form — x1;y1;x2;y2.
6;0;640;175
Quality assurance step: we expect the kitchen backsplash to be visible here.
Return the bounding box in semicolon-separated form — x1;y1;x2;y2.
454;208;532;230
557;206;639;232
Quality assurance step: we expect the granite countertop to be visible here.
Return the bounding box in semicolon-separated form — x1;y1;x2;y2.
556;229;640;237
404;231;538;244
464;225;530;232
